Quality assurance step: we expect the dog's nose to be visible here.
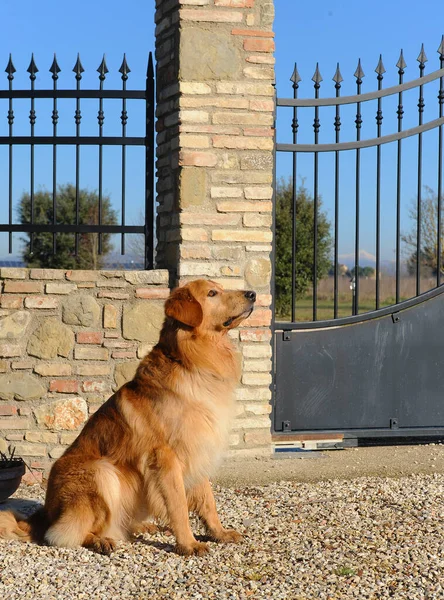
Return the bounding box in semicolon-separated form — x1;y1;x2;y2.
245;290;256;302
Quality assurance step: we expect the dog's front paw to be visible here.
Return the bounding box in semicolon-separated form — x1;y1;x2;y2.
211;528;243;543
175;541;210;556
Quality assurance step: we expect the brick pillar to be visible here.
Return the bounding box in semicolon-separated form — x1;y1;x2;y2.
155;0;275;457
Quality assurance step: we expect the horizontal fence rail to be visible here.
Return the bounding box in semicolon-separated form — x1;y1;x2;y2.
1;52;155;269
275;38;444;325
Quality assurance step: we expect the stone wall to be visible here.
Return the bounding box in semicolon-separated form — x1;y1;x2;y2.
155;0;275;457
0;268;169;483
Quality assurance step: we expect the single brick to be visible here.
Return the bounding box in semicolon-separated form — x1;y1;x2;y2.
0;344;21;357
250;99;275;112
246;55;275;65
180;82;212;95
0;405;17;416
102;340;133;349
240;328;271;342
179;110;209;123
212;112;272;126
74;347;109;361
97;291;130;300
217;200;272;213
76;364;111;376
242;344;272;359
243;127;274;137
231;28;274;37
216;82;274;96
11;360;34;370
24;296;59;309
65;270;99;282
82;381;108;393
243;213;272;227
25;431;58;444
243;358;271;372
135;288;170;299
18;406;31;416
103;304;118;329
243;309;272;327
3;281;42;294
0;417;30;430
179;151;218;167
241;372;272;386
182;228;208;242
210;187;243;199
180;134;210;149
30;269;65;280
76;332;103;345
0;268;27;279
1;296;23;309
45;283;77;294
243;38;275;52
180;213;240;226
34;363;72;377
49;380;79;393
215;0;254;5
112;351;137;359
212;230;272;243
235;387;271;401
180;9;243;22
212;135;273;151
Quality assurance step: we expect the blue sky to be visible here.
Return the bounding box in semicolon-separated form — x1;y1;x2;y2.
1;0;443;264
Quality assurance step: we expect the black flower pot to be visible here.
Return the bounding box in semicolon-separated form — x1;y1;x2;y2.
0;459;26;502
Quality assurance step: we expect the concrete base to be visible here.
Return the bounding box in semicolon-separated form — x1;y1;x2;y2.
215;443;444;487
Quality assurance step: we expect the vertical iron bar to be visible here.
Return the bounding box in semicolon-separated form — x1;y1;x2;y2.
437;38;444;286
6;56;15;254
145;53;155;270
73;55;83;256
290;64;301;322
333;65;342;319
375;56;385;310
416;45;427;296
119;55;130;256
97;56;108;256
312;64;322;322
354;60;364;316
50;55;60;255
395;51;406;304
28;56;38;255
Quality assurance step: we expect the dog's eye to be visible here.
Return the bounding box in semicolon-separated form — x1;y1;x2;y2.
208;290;217;297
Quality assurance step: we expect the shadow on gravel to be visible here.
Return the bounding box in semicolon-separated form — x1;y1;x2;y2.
0;498;42;515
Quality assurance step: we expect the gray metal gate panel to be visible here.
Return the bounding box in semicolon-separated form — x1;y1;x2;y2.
274;289;444;433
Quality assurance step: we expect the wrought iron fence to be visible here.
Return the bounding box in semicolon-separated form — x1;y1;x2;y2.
275;38;444;323
0;52;155;269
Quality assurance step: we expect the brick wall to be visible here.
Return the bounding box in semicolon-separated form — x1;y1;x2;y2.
0;268;169;483
155;0;275;457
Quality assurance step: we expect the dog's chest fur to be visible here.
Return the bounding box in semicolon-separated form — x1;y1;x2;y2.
165;370;235;488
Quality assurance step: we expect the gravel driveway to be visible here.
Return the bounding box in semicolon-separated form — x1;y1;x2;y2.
1;473;443;599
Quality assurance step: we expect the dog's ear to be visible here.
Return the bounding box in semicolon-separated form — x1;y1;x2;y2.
165;287;203;328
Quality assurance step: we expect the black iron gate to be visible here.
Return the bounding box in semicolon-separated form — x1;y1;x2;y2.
273;39;444;442
0;52;155;269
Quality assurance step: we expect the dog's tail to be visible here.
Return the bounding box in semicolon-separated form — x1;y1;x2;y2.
0;507;48;543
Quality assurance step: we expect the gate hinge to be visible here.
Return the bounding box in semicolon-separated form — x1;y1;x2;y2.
283;330;291;341
390;418;399;429
283;420;291;431
392;312;400;324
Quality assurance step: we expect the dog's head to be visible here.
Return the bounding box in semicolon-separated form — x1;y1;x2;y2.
165;280;256;332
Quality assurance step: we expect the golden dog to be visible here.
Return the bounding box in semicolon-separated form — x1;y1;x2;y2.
0;279;256;556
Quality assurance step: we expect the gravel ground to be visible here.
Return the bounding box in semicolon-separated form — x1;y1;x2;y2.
1;473;444;599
